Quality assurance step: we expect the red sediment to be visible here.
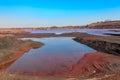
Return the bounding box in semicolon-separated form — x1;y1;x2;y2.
0;43;41;70
6;52;120;78
53;52;120;78
3;50;120;78
66;52;120;77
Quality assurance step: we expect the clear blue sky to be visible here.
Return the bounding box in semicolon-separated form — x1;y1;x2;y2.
0;0;120;28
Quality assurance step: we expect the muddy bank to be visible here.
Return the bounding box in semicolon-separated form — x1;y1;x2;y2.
68;52;120;78
73;35;120;79
0;37;44;71
0;35;119;80
1;52;120;80
74;36;120;55
8;52;120;79
6;32;89;38
43;52;119;78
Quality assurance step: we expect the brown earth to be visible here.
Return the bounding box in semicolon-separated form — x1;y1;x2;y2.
0;28;120;80
0;52;120;80
5;52;120;79
0;29;27;34
0;39;44;71
48;52;119;79
68;52;120;78
74;36;120;55
73;35;120;79
0;34;14;38
13;32;89;38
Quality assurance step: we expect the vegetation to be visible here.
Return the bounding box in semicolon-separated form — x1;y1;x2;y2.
0;37;43;68
87;20;120;29
0;37;23;62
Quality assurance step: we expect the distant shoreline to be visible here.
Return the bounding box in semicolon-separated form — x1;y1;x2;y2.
0;20;120;30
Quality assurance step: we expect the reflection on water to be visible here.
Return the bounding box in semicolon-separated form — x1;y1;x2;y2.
6;37;96;75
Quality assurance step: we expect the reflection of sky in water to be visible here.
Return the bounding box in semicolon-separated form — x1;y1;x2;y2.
27;29;120;36
6;37;96;75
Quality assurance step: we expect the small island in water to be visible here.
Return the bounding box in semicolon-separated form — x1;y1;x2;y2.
0;20;120;80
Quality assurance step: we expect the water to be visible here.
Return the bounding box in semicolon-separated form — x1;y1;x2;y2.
27;29;120;36
6;37;96;75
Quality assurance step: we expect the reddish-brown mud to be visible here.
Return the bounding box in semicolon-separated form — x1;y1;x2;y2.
67;52;120;77
8;52;120;78
48;52;120;78
0;43;43;71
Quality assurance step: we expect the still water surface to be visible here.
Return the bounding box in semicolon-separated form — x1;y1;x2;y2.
27;29;120;36
6;37;97;75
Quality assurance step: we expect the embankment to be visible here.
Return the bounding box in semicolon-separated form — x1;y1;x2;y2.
0;37;44;71
74;36;120;55
72;35;120;79
68;52;120;78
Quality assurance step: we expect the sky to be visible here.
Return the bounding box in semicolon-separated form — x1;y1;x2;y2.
0;0;120;28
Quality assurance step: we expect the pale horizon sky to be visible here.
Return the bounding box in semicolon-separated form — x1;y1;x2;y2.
0;0;120;28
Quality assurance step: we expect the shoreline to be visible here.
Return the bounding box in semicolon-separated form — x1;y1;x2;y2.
0;31;120;79
0;38;44;71
4;52;120;79
72;35;120;79
68;52;120;78
74;36;120;55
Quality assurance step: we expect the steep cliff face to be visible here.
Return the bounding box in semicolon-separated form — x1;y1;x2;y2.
74;36;120;55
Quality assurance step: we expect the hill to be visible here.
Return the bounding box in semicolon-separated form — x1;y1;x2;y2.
86;20;120;29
